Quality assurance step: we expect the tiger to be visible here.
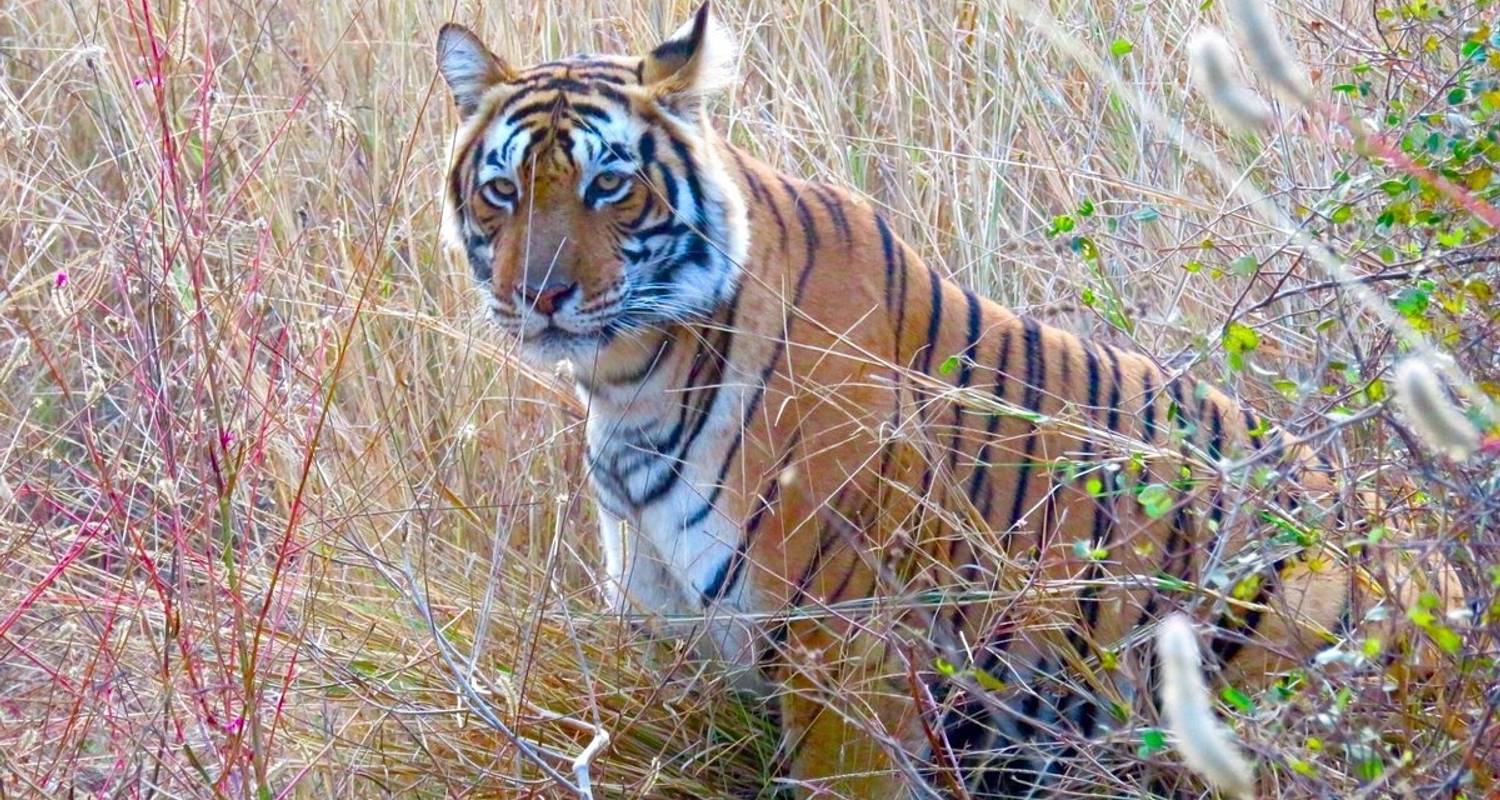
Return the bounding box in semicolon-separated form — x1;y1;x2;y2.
434;4;1461;797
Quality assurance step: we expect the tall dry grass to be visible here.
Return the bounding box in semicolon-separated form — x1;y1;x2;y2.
1;0;1495;797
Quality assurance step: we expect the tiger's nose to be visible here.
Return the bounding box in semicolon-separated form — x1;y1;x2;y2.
519;282;579;315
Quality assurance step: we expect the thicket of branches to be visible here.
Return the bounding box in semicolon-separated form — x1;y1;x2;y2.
0;0;1494;797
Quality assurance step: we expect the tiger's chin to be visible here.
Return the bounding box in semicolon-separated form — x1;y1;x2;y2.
514;325;610;369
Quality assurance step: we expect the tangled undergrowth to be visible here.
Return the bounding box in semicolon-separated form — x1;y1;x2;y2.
0;0;1496;797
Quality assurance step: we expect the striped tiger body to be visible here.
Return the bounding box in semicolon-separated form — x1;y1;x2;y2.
436;6;1456;797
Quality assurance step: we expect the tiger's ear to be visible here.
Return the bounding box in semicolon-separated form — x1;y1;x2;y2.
641;3;737;103
436;24;515;116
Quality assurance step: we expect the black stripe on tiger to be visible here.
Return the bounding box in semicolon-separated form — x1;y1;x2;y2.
700;429;805;606
1243;409;1264;450
919;269;944;377
788;485;856;608
876;214;912;367
731;149;787;252
946;288;984;477
1004;318;1046;535
1141;369;1161;443
969;329;1014;521
634;306;737;509
939;291;988;633
1070;344;1110;648
686;176;821;532
891;225;911;367
811;185;851;244
1209;554;1290;665
600;334;674;387
911;269;947;521
1127;371;1198;634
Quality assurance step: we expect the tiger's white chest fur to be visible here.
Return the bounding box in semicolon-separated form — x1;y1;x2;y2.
575;354;763;673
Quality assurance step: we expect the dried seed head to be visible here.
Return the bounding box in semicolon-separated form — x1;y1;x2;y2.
1156;614;1256;800
1393;358;1480;461
1224;0;1312;105
1187;29;1273;132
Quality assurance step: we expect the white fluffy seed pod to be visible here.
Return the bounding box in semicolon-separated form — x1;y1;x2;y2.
1156;614;1256;800
1187;29;1274;132
1393;358;1480;461
1224;0;1312;105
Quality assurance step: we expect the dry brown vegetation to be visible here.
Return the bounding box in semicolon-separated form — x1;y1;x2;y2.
1;0;1497;797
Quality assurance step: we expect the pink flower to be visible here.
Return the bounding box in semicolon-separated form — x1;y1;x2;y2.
54;271;68;288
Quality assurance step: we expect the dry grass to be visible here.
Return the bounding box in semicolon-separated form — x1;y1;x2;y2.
1;0;1496;797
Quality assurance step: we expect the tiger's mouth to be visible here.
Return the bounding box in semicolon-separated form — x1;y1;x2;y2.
485;292;619;338
506;321;609;366
524;322;607;346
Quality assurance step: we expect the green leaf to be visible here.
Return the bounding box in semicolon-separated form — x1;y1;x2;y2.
1131;206;1161;223
1357;756;1385;782
1110;37;1135;57
1330;204;1353;224
1137;484;1174;519
1074;236;1099;260
939;355;961;375
1072;540;1109;560
1220;686;1255;714
1428;624;1463;654
1436;228;1466;247
1078;199;1096;217
1229;255;1258;276
1139;728;1167;755
1222;322;1260;371
973;668;1008;692
1049;214;1076;236
1393;285;1431;317
1155;573;1192;592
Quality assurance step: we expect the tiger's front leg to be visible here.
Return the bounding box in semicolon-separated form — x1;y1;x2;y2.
596;511;686;620
774;619;925;799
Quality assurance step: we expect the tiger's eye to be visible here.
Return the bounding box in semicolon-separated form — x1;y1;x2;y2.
481;177;517;206
591;172;626;195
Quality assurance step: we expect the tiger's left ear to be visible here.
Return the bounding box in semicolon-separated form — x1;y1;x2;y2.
641;3;737;104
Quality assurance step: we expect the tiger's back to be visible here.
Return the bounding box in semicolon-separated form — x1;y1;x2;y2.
708;155;1345;660
696;162;1366;791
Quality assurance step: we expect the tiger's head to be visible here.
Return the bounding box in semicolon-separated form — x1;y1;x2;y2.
436;3;747;367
